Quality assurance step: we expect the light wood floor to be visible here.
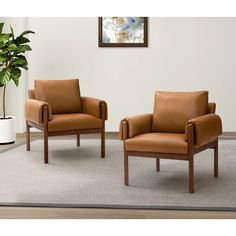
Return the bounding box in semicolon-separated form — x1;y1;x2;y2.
0;207;236;219
0;132;235;219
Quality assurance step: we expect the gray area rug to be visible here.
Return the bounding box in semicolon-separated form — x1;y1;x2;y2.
0;139;236;211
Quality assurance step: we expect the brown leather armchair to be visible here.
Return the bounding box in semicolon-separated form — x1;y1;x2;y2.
120;91;222;193
25;79;108;164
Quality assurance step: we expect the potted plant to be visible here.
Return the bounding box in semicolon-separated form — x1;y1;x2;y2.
0;22;34;144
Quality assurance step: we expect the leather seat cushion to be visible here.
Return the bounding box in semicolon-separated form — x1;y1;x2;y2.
34;79;82;114
125;133;188;154
152;91;208;133
48;114;102;132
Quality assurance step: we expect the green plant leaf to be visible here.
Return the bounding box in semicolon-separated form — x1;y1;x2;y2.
7;43;17;51
19;30;35;37
12;55;28;66
10;25;14;39
0;23;4;34
10;67;21;86
0;33;11;44
21;64;28;70
10;67;21;76
0;54;7;62
15;36;30;45
0;68;11;85
16;44;32;53
11;76;19;86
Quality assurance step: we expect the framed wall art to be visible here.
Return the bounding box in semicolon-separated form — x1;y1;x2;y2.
98;17;148;47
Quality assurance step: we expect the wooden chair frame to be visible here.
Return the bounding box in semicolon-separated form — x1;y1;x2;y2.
26;103;106;164
122;121;218;193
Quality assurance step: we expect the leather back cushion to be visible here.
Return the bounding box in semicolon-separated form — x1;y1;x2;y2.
28;89;35;99
152;91;208;133
208;102;216;114
34;79;82;114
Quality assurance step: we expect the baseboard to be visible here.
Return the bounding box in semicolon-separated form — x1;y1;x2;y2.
221;132;236;136
220;132;236;139
16;131;236;139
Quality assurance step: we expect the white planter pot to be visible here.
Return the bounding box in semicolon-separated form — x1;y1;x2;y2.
0;116;16;144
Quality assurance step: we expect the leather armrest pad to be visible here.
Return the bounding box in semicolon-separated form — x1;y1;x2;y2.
187;114;222;146
81;96;108;120
25;99;51;125
119;114;153;140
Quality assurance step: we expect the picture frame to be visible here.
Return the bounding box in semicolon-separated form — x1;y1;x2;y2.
98;17;148;47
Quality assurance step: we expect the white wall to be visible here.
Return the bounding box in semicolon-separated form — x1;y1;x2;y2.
3;17;236;132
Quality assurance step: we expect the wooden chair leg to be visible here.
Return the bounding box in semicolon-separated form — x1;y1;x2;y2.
77;134;80;147
44;129;48;164
214;140;218;177
187;124;194;193
189;157;194;193
26;121;30;151
101;130;105;158
124;152;129;186
156;158;160;171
